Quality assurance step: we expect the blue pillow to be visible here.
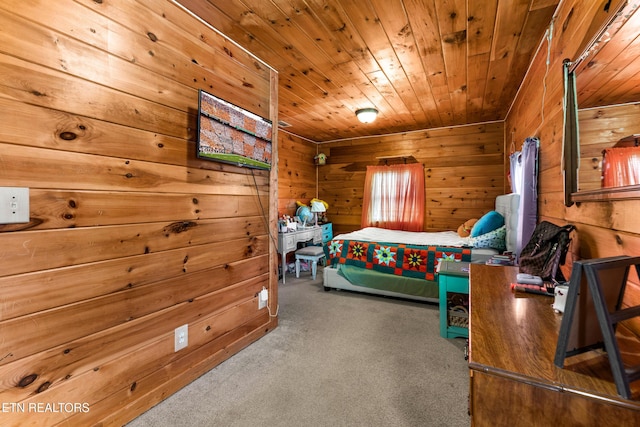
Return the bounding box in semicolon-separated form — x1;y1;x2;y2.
470;211;505;237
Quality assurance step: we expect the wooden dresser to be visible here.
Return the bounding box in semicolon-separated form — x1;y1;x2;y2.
468;264;640;426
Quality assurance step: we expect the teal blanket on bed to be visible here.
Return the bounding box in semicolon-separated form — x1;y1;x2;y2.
326;239;471;281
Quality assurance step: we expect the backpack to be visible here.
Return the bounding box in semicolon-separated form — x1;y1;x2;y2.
519;221;576;282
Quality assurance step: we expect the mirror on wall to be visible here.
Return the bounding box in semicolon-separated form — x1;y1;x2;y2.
564;1;640;203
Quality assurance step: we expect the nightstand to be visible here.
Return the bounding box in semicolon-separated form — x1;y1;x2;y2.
438;261;470;339
320;222;333;243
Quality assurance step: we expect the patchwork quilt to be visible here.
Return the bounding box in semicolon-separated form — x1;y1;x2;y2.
327;239;471;281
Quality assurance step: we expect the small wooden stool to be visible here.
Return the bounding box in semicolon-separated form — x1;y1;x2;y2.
295;246;325;280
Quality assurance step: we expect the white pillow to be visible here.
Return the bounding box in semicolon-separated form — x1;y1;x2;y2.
495;194;520;254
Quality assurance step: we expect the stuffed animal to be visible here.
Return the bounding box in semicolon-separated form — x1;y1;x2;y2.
457;218;478;237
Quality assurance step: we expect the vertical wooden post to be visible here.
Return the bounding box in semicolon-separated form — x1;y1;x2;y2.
269;68;279;326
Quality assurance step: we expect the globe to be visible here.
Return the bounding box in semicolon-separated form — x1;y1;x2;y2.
296;206;314;225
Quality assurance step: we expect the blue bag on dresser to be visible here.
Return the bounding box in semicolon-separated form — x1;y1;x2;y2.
518;221;576;282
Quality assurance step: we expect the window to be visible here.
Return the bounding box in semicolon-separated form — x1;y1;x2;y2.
361;163;425;231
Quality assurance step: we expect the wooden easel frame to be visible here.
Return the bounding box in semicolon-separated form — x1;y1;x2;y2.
555;255;640;399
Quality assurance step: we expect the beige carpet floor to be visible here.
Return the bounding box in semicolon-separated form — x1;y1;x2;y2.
126;268;470;426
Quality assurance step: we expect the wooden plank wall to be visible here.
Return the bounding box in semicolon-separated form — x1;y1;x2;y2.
277;131;318;217
317;123;506;236
506;0;640;332
0;1;278;425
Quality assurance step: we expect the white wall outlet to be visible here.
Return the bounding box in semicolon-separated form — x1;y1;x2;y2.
258;287;268;310
0;187;29;224
174;324;188;352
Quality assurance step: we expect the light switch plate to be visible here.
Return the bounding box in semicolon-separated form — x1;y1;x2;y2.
0;187;29;224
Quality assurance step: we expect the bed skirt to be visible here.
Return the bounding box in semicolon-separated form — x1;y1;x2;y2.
322;264;438;303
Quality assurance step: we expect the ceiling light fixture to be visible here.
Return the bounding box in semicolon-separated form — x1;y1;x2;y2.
355;108;378;124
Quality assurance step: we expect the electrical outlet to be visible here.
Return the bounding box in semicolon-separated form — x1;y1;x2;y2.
0;187;29;224
258;287;268;309
174;324;188;352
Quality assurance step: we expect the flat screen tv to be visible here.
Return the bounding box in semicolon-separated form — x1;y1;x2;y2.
197;89;272;170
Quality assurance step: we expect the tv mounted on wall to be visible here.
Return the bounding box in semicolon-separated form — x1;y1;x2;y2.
197;89;272;170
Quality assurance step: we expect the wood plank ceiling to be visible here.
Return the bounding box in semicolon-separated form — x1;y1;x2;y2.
178;0;560;142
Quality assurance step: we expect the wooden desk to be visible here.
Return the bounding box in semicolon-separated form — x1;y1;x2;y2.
468;264;640;426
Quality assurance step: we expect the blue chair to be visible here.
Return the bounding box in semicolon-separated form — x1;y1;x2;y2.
295;245;325;280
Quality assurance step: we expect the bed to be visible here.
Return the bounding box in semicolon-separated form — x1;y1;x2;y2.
322;193;520;302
